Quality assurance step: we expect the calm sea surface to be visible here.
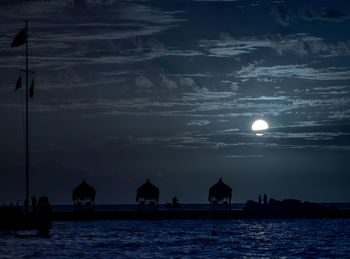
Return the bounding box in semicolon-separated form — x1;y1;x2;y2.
0;219;349;258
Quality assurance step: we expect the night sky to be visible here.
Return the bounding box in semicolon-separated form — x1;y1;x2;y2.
1;0;350;204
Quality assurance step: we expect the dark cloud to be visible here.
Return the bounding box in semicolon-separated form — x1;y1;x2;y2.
300;8;348;22
272;5;296;26
273;4;348;26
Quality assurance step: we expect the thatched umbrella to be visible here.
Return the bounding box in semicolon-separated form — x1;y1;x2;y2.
72;180;96;209
136;179;159;205
208;178;232;206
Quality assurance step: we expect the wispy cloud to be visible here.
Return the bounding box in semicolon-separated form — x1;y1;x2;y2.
0;1;190;70
225;155;264;158
198;32;272;57
135;75;154;89
198;32;350;58
235;63;350;81
186;120;211;126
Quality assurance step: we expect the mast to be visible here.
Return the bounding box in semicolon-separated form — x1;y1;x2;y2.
25;21;29;212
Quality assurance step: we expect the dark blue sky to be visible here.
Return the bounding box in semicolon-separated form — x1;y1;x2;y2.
1;0;350;204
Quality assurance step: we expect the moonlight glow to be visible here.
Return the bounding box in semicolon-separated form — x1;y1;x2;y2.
252;119;269;134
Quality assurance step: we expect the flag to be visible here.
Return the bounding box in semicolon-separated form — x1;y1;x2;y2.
15;76;21;91
11;28;26;48
29;79;34;98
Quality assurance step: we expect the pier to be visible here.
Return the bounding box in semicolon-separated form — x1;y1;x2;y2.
50;209;350;221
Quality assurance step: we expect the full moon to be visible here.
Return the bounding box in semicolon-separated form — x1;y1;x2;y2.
252;119;269;135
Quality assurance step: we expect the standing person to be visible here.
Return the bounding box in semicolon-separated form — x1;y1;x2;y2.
31;196;37;212
172;196;179;210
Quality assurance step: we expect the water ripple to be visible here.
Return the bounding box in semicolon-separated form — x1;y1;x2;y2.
0;219;349;258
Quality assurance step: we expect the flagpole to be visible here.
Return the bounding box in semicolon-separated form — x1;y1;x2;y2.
25;20;29;212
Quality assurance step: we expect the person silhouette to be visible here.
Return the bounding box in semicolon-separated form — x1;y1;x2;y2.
172;196;178;205
31;196;37;212
24;199;29;210
263;193;267;206
37;196;51;213
172;196;180;210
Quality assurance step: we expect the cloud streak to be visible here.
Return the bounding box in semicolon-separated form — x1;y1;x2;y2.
235;64;350;81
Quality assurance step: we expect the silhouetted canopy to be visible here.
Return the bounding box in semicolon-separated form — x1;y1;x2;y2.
136;179;159;202
208;178;232;202
72;180;96;201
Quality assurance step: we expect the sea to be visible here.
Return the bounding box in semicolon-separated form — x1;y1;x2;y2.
0;204;350;258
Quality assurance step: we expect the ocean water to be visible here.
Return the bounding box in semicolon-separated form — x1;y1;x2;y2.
0;219;349;258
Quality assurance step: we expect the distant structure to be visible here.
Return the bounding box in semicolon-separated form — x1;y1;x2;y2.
244;197;328;218
72;180;96;211
208;178;232;210
258;194;262;205
136;179;159;210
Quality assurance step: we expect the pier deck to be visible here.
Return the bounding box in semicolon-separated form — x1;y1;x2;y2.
50;209;350;221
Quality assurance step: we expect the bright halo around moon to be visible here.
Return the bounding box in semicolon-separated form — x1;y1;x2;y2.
252;119;269;136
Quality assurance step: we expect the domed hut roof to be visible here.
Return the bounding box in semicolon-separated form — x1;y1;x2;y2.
72;180;96;201
208;178;232;202
136;179;159;202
